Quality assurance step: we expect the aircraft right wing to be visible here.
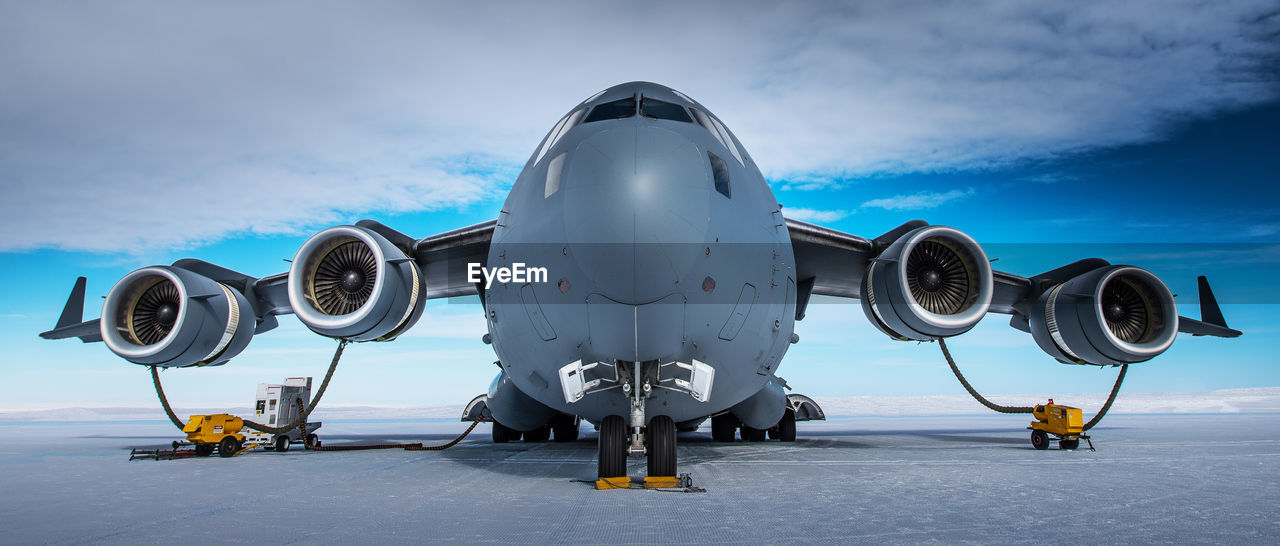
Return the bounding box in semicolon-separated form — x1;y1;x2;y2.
785;217;1240;367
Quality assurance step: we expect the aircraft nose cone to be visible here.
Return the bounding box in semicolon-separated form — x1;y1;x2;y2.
563;126;712;304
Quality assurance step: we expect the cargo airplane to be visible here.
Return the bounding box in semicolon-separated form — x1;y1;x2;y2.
41;82;1241;478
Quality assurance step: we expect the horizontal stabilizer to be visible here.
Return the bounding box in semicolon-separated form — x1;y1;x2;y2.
1177;316;1241;338
39;318;103;343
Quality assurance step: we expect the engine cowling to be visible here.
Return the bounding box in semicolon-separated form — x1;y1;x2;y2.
861;226;994;340
101;266;255;367
1030;265;1178;366
287;225;426;341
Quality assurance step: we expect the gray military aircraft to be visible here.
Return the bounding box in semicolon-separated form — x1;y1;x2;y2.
41;81;1240;478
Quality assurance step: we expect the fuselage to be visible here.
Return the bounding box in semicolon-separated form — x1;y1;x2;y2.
483;82;797;426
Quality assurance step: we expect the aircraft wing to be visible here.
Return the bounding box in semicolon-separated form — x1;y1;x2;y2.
786;217;1240;364
40;218;496;348
412;219;496;299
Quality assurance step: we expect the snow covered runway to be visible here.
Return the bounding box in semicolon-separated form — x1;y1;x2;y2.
2;413;1276;543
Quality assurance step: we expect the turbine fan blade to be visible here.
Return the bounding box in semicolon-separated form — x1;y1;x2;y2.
905;239;971;315
312;241;378;315
130;280;180;345
1103;277;1149;343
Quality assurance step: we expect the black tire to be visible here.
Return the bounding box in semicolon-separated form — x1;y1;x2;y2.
305;433;319;448
552;415;580;443
195;444;214;457
598;415;627;479
778;408;797;442
711;414;737;442
492;421;517;443
741;425;766;442
1060;439;1080;450
1031;429;1050;450
647;416;677;477
218;436;239;458
523;425;551;442
274;436;290;452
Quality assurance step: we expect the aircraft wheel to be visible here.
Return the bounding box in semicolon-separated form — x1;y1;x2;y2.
1031;430;1050;450
552;415;580;442
492;421;518;443
274;436;289;452
1060;439;1080;450
778;408;797;442
305;433;319;448
598;415;627;479
218;436;239;458
741;426;766;442
711;414;737;442
647;416;677;477
523;425;551;442
195;444;214;457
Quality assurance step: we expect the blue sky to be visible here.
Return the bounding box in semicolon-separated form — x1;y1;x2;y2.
1;1;1278;408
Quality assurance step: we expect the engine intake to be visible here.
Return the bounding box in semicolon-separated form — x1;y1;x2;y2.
101;266;254;367
288;225;426;341
1030;265;1177;366
862;226;993;340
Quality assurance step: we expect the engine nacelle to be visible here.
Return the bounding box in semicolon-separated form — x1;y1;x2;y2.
1030;265;1177;366
288;225;426;341
101;266;255;367
862;226;993;340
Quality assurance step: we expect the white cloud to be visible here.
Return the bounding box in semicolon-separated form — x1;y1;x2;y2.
1;1;1277;251
783;207;854;223
861;188;976;211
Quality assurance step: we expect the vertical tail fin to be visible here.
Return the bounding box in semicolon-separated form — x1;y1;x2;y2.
1197;276;1227;328
56;276;87;329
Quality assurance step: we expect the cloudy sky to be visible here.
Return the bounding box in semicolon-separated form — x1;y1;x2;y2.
2;1;1278;409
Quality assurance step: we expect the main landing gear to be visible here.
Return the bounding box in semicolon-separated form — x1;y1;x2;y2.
492;414;580;443
711;408;798;443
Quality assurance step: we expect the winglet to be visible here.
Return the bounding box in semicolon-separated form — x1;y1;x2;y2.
55;277;87;329
1197;276;1227;328
41;277;103;343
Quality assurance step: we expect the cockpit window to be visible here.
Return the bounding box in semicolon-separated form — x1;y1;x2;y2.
534;108;585;166
691;108;744;165
640;97;692;122
583;97;637;123
708;151;731;198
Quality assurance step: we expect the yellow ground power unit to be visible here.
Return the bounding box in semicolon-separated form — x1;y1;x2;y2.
1028;399;1090;450
182;414;247;458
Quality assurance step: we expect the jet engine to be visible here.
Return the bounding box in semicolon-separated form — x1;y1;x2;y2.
862;226;993;341
1030;265;1177;366
101;266;254;367
287;225;426;341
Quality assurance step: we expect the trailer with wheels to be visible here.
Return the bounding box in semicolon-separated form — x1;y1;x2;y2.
243;377;322;451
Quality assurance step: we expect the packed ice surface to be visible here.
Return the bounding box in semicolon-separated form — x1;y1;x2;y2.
1;411;1278;543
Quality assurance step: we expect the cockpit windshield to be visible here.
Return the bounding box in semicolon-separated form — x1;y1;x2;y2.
583;97;637;123
640;97;692;122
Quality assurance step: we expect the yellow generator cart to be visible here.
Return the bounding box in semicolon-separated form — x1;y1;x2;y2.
1028;400;1092;451
182;414;247;458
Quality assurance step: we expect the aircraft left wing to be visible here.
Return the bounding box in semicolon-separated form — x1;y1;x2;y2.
786;217;1240;367
40;218;496;367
